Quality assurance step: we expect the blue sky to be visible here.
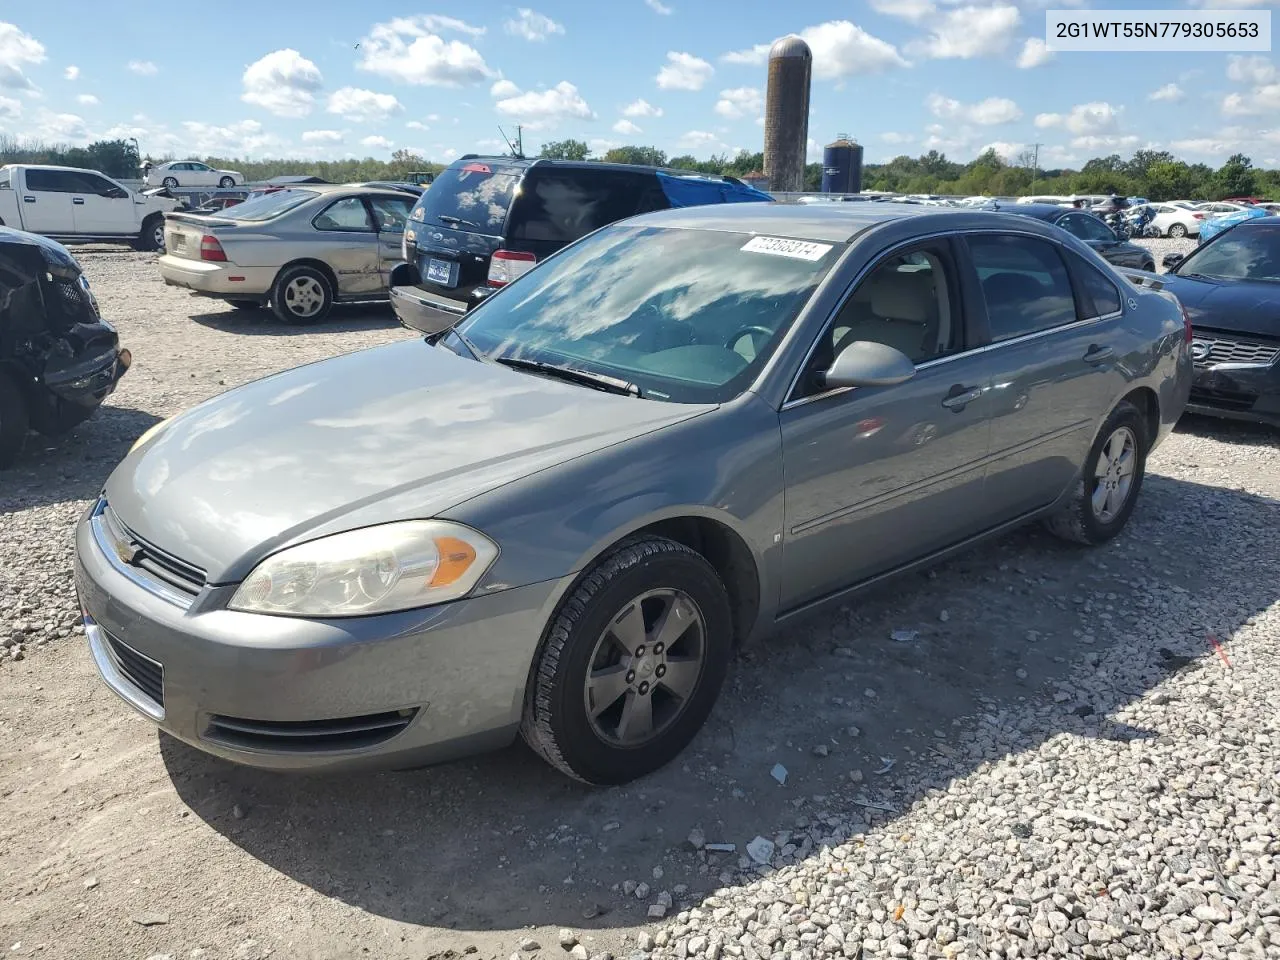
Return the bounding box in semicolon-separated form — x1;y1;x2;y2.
0;0;1277;169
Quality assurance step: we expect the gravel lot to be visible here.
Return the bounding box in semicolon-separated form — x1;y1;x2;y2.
3;241;1278;960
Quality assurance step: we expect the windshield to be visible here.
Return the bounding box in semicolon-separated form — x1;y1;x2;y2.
412;162;521;234
1176;225;1280;281
213;189;318;222
453;224;840;403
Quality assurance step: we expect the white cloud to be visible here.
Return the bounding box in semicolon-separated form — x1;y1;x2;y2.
302;129;344;143
63;65;78;80
1071;134;1140;151
490;78;521;98
1017;37;1052;68
504;8;564;41
0;22;46;91
678;129;727;150
358;16;493;86
441;146;459;160
869;0;934;22
361;135;393;150
908;4;1020;59
623;97;663;118
127;60;158;76
881;131;913;144
75;93;98;106
722;21;907;79
0;95;20;118
241;49;323;118
405;120;430;130
656;51;713;91
181;119;277;155
1033;101;1122;135
714;86;763;119
613;118;643;135
982;140;1025;161
327;86;404;122
926;92;1020;125
1226;54;1276;85
1149;82;1184;102
646;0;673;12
1224;86;1280;115
494;80;595;129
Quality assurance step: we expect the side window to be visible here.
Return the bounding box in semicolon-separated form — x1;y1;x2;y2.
24;169;75;192
968;234;1078;341
367;195;414;232
191;162;210;172
77;173;120;196
508;170;647;244
1062;214;1113;242
1067;252;1123;318
797;246;957;399
313;196;375;232
0;169;10;190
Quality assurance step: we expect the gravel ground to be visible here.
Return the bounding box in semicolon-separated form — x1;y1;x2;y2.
2;243;1278;960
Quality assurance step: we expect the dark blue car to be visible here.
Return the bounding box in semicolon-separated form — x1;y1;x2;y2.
1160;217;1280;427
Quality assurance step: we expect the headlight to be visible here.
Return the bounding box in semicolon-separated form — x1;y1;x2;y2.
229;520;499;617
129;417;169;453
410;206;426;222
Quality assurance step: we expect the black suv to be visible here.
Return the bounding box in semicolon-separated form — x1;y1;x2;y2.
389;156;771;335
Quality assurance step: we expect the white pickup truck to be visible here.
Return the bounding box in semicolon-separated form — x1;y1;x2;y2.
0;164;180;251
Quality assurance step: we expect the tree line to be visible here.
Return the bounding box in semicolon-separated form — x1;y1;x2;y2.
0;134;1272;202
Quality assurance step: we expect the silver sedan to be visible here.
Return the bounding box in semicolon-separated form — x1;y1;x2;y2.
156;184;422;323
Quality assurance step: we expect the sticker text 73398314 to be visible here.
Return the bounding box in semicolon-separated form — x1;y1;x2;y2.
741;236;834;262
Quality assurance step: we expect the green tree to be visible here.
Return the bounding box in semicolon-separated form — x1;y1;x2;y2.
602;145;668;166
1144;160;1195;201
538;139;591;160
1214;153;1256;198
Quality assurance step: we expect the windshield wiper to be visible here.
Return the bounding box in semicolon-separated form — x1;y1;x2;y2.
437;214;479;228
494;357;642;397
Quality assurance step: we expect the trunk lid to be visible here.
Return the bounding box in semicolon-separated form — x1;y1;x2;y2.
162;213;238;260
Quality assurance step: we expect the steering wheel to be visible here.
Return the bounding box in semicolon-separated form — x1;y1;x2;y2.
726;325;774;360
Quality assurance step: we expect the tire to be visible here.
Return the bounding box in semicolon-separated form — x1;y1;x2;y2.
269;265;333;325
218;176;235;188
1045;401;1148;546
136;215;165;252
0;371;30;469
521;535;734;785
162;176;178;189
1168;223;1187;238
228;300;263;311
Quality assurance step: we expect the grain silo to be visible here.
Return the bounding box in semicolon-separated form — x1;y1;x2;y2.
821;137;864;194
763;35;812;194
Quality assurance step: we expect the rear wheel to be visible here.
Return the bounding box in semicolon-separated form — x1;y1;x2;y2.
270;265;333;325
1168;222;1187;238
218;176;235;188
1045;401;1147;546
136;215;165;252
162;176;178;189
0;371;30;469
521;535;733;784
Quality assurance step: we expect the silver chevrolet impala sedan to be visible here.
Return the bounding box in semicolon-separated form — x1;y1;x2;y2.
76;203;1192;784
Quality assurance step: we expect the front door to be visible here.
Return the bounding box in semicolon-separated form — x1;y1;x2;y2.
366;194;416;289
779;241;993;611
19;169;76;234
963;233;1128;517
70;172;137;236
311;196;380;296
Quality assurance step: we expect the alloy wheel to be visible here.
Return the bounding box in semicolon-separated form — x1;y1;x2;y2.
1092;426;1137;523
583;587;706;747
283;276;325;318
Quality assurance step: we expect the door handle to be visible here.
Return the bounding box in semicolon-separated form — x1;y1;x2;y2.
23;196;35;203
72;197;85;205
1083;344;1114;365
941;384;983;410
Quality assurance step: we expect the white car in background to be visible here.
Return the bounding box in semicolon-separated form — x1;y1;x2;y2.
1147;203;1207;238
1167;200;1200;210
144;161;245;189
1197;201;1253;216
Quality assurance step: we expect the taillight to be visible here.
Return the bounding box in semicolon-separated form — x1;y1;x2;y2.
487;249;536;287
1179;301;1193;343
199;235;227;262
1193;213;1206;219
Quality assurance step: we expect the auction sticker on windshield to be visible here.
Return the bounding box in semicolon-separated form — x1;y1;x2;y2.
741;236;834;261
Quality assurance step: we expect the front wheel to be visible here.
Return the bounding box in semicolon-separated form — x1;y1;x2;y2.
218;176;235;188
270;265;333;324
0;371;30;469
1168;223;1188;238
1045;401;1148;546
521;536;733;784
136;215;165;252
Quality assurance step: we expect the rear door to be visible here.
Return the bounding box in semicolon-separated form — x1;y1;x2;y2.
366;193;416;289
962;232;1128;517
18;169;76;234
69;171;137;236
311;195;381;295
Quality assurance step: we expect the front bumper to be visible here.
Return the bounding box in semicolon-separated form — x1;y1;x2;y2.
157;255;275;298
43;345;131;406
1187;361;1280;427
74;500;566;772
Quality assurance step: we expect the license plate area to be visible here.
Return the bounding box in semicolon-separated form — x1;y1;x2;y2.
172;234;187;254
426;258;458;287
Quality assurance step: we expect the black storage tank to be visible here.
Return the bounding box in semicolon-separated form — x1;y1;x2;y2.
822;138;863;194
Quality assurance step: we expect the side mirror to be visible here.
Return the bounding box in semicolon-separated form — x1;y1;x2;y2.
1162;253;1184;269
823;340;916;390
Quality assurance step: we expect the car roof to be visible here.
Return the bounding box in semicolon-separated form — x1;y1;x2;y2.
1002;202;1075;220
449;154;749;182
623;201;1071;244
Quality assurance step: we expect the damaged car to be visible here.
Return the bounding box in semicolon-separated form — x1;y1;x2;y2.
0;227;131;467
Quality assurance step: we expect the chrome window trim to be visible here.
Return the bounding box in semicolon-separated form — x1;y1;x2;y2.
89;499;195;610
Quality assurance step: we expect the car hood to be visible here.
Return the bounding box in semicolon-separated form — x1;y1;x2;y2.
1160;274;1280;338
104;339;715;583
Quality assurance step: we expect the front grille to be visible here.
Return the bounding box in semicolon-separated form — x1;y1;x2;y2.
1191;330;1280;368
204;710;419;753
1190;386;1257;412
102;505;207;596
103;632;164;708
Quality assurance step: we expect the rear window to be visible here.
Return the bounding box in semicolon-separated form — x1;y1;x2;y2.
508;169;650;243
215;189;318;222
411;162;521;235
